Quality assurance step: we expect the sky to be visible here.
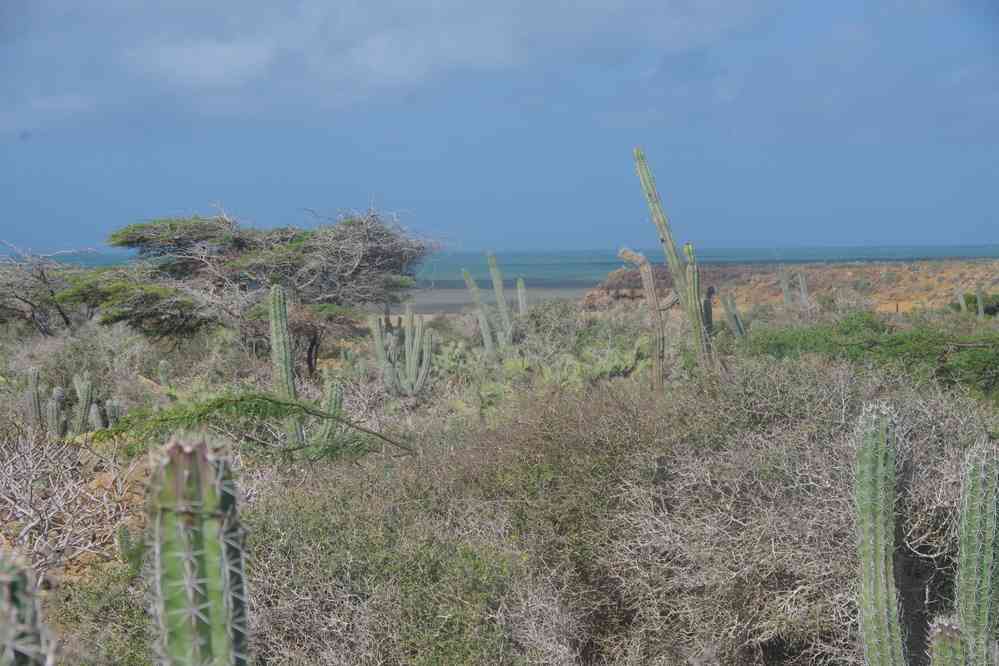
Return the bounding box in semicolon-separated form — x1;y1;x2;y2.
1;1;997;252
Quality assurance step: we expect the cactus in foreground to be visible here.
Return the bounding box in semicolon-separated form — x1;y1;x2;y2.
24;369;43;431
720;292;746;338
151;434;249;665
516;277;528;316
927;618;966;666
487;253;514;346
0;551;52;665
462;269;497;359
45;388;66;438
269;285;305;447
370;306;433;397
854;402;906;666
956;441;999;664
71;372;94;437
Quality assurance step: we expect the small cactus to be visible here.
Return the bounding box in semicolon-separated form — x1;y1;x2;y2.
151;434;249;665
71;372;94;437
0;551;53;665
516;277;528;316
720;292;746;338
486;253;513;346
316;371;345;446
105;399;124;426
370;306;433;398
269;285;305;447
618;247;668;391
462;269;496;359
45;388;66;438
158;360;171;388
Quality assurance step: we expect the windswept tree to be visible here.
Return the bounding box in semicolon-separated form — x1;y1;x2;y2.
0;242;87;336
63;210;432;372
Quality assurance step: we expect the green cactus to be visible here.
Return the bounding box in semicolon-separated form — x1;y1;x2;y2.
151;434;249;666
633;147;689;302
927;618;966;666
977;286;986;321
88;403;106;431
486;253;513;346
269;285;305;447
0;551;52;665
798;273;810;306
516;277;528;316
45;388;66;438
618;247;668;391
720;292;746;338
777;265;793;306
956;290;968;313
105;399;124;426
370;306;433;397
683;243;712;362
956;442;999;664
158;360;171;388
316;371;345;446
24;369;43;431
854;402;906;666
462;269;496;359
71;372;94;437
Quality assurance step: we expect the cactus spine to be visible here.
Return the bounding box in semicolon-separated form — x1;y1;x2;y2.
516;277;528;316
927;618;967;666
25;369;43;431
619;247;668;391
956;442;999;663
462;269;496;359
0;552;52;665
370;306;433;397
720;292;746;338
854;402;906;666
71;372;94;437
269;285;305;447
487;253;514;346
151;435;249;666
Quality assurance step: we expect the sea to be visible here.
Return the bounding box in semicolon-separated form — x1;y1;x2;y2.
40;244;999;313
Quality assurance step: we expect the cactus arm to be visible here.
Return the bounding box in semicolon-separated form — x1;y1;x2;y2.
633;147;688;304
415;329;433;393
928;618;966;666
618;247;667;391
71;372;94;436
977;286;986;320
487;253;513;345
269;285;305;447
854;403;906;666
956;441;999;664
463;269;496;359
720;293;746;338
317;373;344;444
516;277;528;316
683;244;712;362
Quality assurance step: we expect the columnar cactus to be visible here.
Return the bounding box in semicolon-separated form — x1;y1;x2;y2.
956;442;999;664
683;243;712;362
0;551;52;665
487;253;513;346
778;265;793;306
797;272;810;306
25;368;43;431
977;286;986;321
269;285;305;447
71;372;94;437
853;402;906;666
45;388;66;438
927;618;966;666
462;269;496;359
516;277;528;316
88;403;106;431
720;292;746;338
956;290;968;313
105;399;124;426
316;371;345;446
619;247;668;391
370;306;433;397
633;147;689;301
151;434;249;666
158;360;172;388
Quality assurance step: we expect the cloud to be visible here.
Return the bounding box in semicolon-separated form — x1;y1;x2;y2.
128;39;278;89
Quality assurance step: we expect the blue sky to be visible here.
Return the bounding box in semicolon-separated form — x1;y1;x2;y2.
1;1;997;252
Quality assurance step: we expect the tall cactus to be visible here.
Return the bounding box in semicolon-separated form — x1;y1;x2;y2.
269;285;305;447
956;442;999;664
854;402;906;666
462;269;496;359
486;253;514;346
24;369;43;431
45;388;66;438
151;434;249;666
683;244;712;362
370;306;433;397
516;277;528;316
633;147;688;301
619;247;668;391
71;372;94;437
720;292;746;338
0;551;52;665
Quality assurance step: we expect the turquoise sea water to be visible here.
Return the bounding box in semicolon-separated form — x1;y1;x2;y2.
35;244;999;290
419;245;999;288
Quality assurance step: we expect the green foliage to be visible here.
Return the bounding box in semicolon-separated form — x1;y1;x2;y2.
747;312;999;400
150;435;249;666
951;292;999;318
